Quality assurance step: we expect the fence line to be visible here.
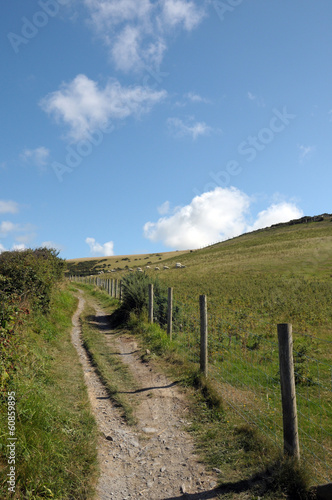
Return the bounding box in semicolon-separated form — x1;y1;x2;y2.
69;274;331;485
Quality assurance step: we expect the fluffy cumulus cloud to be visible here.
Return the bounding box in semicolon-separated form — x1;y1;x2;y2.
144;188;303;250
40;74;167;141
12;244;26;251
85;237;115;256
0;200;19;214
247;203;303;232
144;187;251;249
83;0;206;72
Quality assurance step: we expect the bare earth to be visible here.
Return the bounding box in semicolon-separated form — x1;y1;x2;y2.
71;293;221;500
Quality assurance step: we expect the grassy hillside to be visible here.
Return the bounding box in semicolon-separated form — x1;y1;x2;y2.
66;250;189;276
74;214;332;336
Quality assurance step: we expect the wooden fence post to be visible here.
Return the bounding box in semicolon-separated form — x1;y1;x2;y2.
277;323;300;459
200;295;208;378
148;284;154;324
115;279;118;298
111;279;114;297
167;287;173;340
119;281;122;302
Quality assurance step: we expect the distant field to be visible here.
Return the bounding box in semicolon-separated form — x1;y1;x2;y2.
66;249;190;275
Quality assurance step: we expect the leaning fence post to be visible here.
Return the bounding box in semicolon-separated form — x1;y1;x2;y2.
277;323;300;459
148;284;154;324
167;287;173;340
200;295;208;378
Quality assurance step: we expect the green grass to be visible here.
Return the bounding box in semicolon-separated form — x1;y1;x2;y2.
70;217;332;491
0;288;99;499
123;312;311;499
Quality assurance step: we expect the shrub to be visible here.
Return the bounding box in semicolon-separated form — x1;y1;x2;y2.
120;272;164;320
0;247;66;312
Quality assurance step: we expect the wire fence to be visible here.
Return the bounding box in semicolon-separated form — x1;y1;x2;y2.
70;275;332;485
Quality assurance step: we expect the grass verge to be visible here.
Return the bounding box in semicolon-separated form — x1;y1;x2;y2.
125;311;313;499
71;283;139;425
0;287;99;499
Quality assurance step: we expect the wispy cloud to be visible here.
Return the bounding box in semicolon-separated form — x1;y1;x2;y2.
0;221;20;236
0;221;36;242
158;200;171;215
41;240;64;252
298;144;315;163
20;147;50;168
167;117;214;140
85;237;114;256
40;74;167;141
144;187;303;250
82;0;206;73
184;91;210;104
0;200;19;214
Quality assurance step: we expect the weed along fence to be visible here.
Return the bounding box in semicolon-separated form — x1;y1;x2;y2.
70;275;332;486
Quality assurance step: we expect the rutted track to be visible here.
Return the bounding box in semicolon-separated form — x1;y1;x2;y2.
71;291;220;499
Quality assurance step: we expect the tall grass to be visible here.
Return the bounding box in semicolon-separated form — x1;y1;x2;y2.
0;289;99;499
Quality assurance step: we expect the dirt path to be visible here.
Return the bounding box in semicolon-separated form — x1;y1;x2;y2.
71;293;221;500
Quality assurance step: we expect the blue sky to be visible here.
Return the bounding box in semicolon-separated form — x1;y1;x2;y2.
1;0;331;259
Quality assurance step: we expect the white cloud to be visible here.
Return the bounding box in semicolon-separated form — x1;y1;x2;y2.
247;203;304;232
0;221;18;236
21;147;50;168
0;243;6;253
160;0;205;31
12;244;26;252
0;200;19;214
85;237;115;256
144;188;303;250
185;92;210;104
83;0;206;72
40;74;167;141
167;117;213;140
144;187;251;249
0;221;36;242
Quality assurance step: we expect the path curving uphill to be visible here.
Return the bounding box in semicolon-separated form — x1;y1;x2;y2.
71;292;221;499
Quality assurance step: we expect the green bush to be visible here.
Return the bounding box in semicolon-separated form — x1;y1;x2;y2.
0;247;66;312
120;272;182;328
